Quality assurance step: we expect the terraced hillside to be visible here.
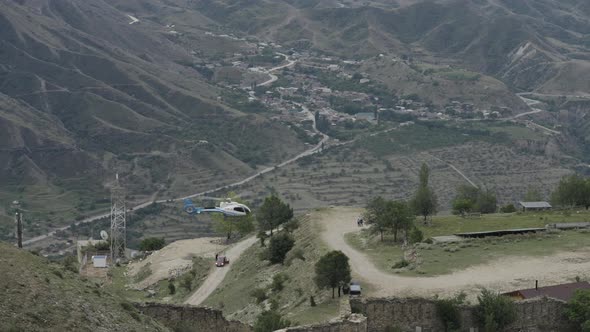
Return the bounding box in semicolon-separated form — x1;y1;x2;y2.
235;122;572;211
0;0;307;239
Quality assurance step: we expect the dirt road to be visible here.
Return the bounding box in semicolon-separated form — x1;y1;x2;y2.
184;235;258;306
319;207;590;298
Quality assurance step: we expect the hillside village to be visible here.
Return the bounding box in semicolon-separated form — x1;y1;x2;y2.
3;0;590;331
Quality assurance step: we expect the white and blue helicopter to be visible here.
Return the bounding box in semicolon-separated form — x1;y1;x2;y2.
183;197;251;217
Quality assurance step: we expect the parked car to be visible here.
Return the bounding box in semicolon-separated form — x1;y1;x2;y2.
216;255;229;267
349;281;361;296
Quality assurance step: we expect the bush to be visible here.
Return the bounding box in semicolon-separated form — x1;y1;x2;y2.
168;282;176;295
500;204;517;213
285;248;305;265
271;273;289;292
253;311;291;332
179;274;193;291
139;237;166;251
435;293;466;332
566;289;590;331
392;259;410;269
474;289;516;331
409;227;424;244
251;288;268;304
268;233;295;264
310;295;316;307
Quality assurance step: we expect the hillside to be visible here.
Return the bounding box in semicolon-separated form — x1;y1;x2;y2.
0;242;169;332
0;0;307;239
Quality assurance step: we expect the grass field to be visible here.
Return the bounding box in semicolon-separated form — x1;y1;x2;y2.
346;211;590;276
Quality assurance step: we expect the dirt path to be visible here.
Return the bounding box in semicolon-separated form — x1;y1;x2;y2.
319;207;590;298
128;237;225;289
184;235;258;306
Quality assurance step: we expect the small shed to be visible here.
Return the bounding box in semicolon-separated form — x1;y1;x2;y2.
519;201;552;212
503;281;590;302
92;255;108;268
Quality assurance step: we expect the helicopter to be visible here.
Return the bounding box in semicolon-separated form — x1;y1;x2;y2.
183;197;251;217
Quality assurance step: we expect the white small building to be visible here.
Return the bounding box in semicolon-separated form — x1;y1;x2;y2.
92;255;108;268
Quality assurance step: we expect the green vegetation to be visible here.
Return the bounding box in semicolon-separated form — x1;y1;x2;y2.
474;289;516;332
268;233;295;264
257;195;294;236
346;211;590;276
314;251;352;298
253;311;291;332
451;185;497;216
365;197;415;242
435;292;466;332
552;174;590;209
411;163;438;222
204;214;339;325
566;289;590;331
0;243;165;331
139;237;166;251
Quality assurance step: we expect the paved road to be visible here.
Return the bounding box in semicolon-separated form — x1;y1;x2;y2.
258;53;296;87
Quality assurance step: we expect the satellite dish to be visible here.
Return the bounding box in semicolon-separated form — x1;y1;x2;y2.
100;230;109;241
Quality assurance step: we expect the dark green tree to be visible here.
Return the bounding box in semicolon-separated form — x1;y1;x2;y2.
474;289;516;331
257;195;294;236
476;190;497;214
453;198;474;217
552;175;590;209
364;197;391;241
314;251;352;298
435;293;466;332
268;233;295;264
566;289;590;331
391;201;415;243
254;311;291;332
139;237;165;251
411;163;438;222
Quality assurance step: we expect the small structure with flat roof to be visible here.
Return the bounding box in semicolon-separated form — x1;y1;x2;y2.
519;201;552;212
503;281;590;302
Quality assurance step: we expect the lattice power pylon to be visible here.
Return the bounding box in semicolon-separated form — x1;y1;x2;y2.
110;174;126;261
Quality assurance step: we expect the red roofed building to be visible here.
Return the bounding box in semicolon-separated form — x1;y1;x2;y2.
503;281;590;302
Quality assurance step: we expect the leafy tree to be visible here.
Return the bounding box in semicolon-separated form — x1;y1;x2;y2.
566;289;590;331
253;311;291;332
179;274;193;291
476;190;497;214
212;193;255;240
139;237;165;251
474;289;516;331
364;197;391;241
268;233;295;264
314;251;352;298
257;195;293;236
391;201;415;243
452;199;474;217
552;175;590;209
411;163;438;222
435;293;466;332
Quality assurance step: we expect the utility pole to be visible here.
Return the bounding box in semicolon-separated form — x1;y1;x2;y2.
110;174;126;262
12;201;22;248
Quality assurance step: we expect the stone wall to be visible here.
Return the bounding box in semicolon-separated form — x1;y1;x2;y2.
279;314;367;332
350;297;570;332
135;303;253;332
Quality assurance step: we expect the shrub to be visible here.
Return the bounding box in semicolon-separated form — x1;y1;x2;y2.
254;311;291;332
409;227;424;244
435;293;466;332
268;233;295;264
392;259;410;269
566;289;590;331
179;274;193;291
474;289;516;330
271;273;289;292
168;282;176;295
285;248;305;265
500;204;517;213
251;288;268;304
139;237;166;251
310;295;316;307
